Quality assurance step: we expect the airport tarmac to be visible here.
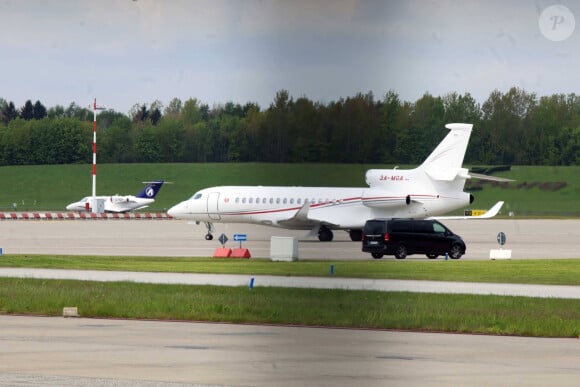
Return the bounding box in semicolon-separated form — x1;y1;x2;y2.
1;315;580;387
1;218;580;386
0;218;579;259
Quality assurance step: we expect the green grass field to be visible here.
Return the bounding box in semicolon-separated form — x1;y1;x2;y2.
0;163;578;216
2;256;580;337
1;278;578;337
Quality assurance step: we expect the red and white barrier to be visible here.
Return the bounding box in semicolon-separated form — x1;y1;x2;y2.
0;212;174;220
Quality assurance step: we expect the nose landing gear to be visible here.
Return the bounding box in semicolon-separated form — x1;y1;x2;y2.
204;222;215;240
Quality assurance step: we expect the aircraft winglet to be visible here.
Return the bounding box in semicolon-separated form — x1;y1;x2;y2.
293;202;311;222
278;202;318;228
430;201;504;220
474;201;504;219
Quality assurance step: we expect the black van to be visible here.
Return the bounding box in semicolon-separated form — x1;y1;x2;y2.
362;218;466;259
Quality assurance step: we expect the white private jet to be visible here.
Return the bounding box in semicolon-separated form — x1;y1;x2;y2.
66;180;165;213
167;123;508;241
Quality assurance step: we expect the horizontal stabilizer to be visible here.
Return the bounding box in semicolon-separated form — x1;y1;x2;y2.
468;172;514;182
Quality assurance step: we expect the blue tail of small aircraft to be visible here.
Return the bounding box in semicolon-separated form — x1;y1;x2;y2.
136;181;165;199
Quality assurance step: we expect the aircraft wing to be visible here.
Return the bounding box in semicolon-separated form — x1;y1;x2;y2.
277;203;340;229
430;201;504;220
132;204;149;211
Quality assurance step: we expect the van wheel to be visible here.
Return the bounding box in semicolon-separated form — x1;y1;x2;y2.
371;252;384;259
449;244;463;259
394;245;407;259
426;253;438;259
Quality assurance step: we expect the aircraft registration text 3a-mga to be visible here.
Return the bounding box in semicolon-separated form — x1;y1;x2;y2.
167;124;508;241
66;180;165;213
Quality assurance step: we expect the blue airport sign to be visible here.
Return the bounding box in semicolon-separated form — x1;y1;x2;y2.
233;233;247;242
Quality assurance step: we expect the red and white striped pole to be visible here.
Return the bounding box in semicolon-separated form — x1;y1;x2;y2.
90;98;105;213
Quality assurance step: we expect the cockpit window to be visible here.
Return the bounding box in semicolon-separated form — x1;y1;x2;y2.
192;193;203;200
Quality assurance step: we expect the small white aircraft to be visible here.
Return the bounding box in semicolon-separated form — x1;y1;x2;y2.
66;181;165;213
167;123;508;241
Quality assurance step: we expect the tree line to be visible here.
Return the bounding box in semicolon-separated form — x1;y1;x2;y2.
0;87;578;166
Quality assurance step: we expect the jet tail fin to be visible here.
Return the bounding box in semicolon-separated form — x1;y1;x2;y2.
136;180;165;199
421;123;473;181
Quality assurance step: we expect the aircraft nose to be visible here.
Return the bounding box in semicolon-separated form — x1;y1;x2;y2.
167;202;186;218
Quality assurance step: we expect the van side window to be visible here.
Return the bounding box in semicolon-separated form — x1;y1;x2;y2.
433;223;446;233
416;221;433;233
392;221;413;233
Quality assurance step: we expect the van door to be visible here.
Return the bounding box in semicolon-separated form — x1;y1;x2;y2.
427;221;449;253
409;220;432;253
207;192;221;220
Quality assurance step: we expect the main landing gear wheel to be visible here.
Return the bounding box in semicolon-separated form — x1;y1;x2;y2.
205;233;213;240
349;229;363;241
318;226;334;242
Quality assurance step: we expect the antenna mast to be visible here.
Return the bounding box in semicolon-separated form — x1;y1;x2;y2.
90;98;105;213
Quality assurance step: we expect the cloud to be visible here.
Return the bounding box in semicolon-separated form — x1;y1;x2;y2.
2;0;580;113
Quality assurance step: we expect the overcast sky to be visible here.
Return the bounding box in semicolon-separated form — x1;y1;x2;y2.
1;0;578;114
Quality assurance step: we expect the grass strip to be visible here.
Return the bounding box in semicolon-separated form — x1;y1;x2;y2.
1;163;579;216
0;278;579;338
3;255;580;285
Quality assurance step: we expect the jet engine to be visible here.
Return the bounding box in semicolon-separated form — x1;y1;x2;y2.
361;189;409;208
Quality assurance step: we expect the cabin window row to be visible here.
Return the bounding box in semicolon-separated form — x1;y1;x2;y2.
234;197;341;205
